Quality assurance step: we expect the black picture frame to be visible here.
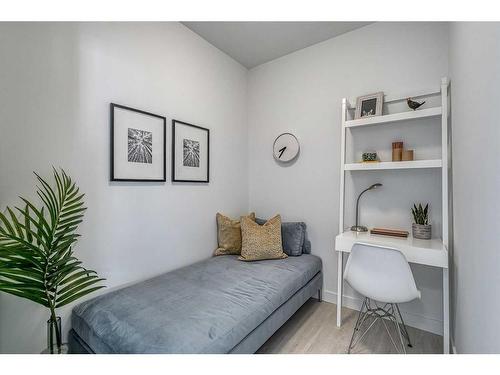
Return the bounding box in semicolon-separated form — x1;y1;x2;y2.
110;103;166;182
172;119;210;183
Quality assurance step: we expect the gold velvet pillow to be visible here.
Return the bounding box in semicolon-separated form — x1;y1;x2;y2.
239;214;287;261
214;212;255;256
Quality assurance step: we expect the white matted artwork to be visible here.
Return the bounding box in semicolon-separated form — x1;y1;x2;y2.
111;103;166;181
172;119;209;183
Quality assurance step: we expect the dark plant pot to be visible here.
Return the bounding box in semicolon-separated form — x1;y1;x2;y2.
412;223;431;240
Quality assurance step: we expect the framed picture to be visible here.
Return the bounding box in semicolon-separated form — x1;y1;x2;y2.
172;119;209;183
110;103;166;182
355;92;384;119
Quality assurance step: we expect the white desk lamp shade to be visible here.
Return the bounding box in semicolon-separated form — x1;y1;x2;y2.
344;243;421;304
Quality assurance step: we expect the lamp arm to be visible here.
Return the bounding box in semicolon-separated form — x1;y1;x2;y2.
355;187;372;228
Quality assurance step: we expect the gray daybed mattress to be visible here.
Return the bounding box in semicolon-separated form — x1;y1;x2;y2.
70;254;322;354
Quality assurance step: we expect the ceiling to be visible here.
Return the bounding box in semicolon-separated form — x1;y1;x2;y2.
182;22;372;69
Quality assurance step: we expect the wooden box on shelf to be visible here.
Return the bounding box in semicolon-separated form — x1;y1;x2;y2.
370;228;409;238
402;149;414;161
392;141;403;161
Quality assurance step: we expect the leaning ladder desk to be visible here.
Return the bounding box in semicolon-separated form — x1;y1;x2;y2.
335;78;451;353
335;231;449;353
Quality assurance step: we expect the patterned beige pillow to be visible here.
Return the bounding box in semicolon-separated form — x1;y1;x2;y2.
214;212;255;256
239;214;287;261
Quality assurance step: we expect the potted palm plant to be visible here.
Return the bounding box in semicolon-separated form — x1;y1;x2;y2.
0;169;105;353
411;203;431;240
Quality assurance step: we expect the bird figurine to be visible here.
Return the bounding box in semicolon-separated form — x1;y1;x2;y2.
407;97;426;110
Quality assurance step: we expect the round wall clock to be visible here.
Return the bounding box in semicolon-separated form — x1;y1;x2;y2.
273;133;300;162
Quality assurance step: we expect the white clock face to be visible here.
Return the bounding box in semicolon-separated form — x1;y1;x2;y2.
273;133;300;162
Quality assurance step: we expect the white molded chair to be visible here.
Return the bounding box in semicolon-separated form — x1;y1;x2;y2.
344;242;421;354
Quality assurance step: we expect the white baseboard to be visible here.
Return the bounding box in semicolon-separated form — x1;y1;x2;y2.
321;289;443;336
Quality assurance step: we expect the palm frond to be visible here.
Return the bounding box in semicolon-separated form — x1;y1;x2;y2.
0;168;105;333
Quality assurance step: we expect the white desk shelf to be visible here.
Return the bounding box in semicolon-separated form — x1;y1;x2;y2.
335;231;448;269
336;78;451;353
345;106;442;128
344;159;442;171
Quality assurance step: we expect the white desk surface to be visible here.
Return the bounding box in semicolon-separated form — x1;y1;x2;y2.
335;231;448;269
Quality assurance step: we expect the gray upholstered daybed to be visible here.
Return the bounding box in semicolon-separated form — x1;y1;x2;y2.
68;222;322;354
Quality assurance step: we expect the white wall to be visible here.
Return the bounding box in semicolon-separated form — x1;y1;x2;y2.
449;22;500;353
248;22;449;334
0;22;248;353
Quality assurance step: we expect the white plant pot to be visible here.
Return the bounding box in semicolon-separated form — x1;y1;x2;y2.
412;223;431;240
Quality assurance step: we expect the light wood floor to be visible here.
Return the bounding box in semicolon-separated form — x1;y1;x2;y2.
257;299;443;354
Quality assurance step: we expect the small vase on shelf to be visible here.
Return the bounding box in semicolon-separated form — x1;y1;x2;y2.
392;141;403;161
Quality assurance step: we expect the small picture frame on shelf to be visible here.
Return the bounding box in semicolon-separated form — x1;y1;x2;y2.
355;92;384;119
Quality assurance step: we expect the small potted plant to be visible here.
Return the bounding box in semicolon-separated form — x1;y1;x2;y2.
411;203;431;239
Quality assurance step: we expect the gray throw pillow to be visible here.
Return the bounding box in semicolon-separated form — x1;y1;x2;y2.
303;234;312;254
255;218;307;256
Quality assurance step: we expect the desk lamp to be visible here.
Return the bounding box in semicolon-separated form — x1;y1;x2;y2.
351;183;383;232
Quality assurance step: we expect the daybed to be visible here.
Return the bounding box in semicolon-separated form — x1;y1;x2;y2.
69;246;322;353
